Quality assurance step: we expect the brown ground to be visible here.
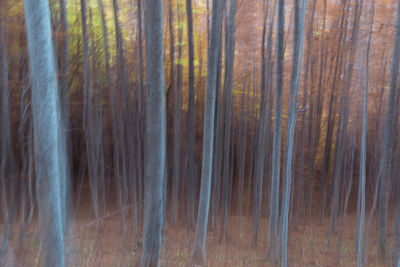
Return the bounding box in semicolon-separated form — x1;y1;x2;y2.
1;211;396;267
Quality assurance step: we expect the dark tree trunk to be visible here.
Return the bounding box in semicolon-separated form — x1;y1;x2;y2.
140;0;166;265
185;0;197;231
268;0;285;257
219;0;236;243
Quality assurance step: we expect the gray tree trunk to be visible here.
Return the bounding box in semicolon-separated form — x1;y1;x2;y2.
168;0;178;225
268;0;285;257
280;0;306;265
366;0;400;262
0;6;11;254
140;0;166;265
185;0;197;231
219;0;236;243
252;0;269;246
23;0;65;265
58;0;71;235
191;0;223;264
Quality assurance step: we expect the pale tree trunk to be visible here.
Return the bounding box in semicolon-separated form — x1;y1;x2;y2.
294;0;315;226
210;45;222;229
191;0;223;264
17;43;32;248
23;0;66;265
280;0;306;265
140;0;166;265
58;0;71;235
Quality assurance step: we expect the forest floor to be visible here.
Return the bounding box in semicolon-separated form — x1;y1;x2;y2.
1;208;396;267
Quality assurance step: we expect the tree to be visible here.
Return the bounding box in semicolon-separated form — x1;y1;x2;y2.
191;0;223;264
252;0;273;245
58;0;71;234
268;0;285;257
185;0;197;230
81;0;100;226
219;0;236;243
140;0;166;265
357;1;374;266
23;0;66;265
366;0;400;262
111;0;130;232
0;3;11;254
280;0;306;265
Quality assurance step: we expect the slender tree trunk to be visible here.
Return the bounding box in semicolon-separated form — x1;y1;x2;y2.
58;0;71;235
112;0;130;232
328;0;361;250
320;0;347;223
98;0;112;217
280;0;306;265
191;0;223;264
294;0;315;226
0;6;11;254
268;0;285;257
366;0;400;262
237;78;248;226
81;0;100;226
357;1;374;265
219;0;236;243
59;0;68;99
185;0;197;230
252;0;269;246
136;0;145;220
168;0;178;225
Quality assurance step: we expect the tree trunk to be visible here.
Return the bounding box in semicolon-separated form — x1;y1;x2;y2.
191;0;223;264
369;0;400;261
280;0;306;265
140;0;166;265
0;5;11;254
268;0;285;257
185;0;197;230
219;0;236;243
252;0;269;246
357;1;374;265
23;0;66;265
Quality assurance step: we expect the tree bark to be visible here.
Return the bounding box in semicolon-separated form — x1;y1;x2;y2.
280;0;306;265
268;0;285;257
23;0;66;265
191;0;223;264
140;0;166;265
